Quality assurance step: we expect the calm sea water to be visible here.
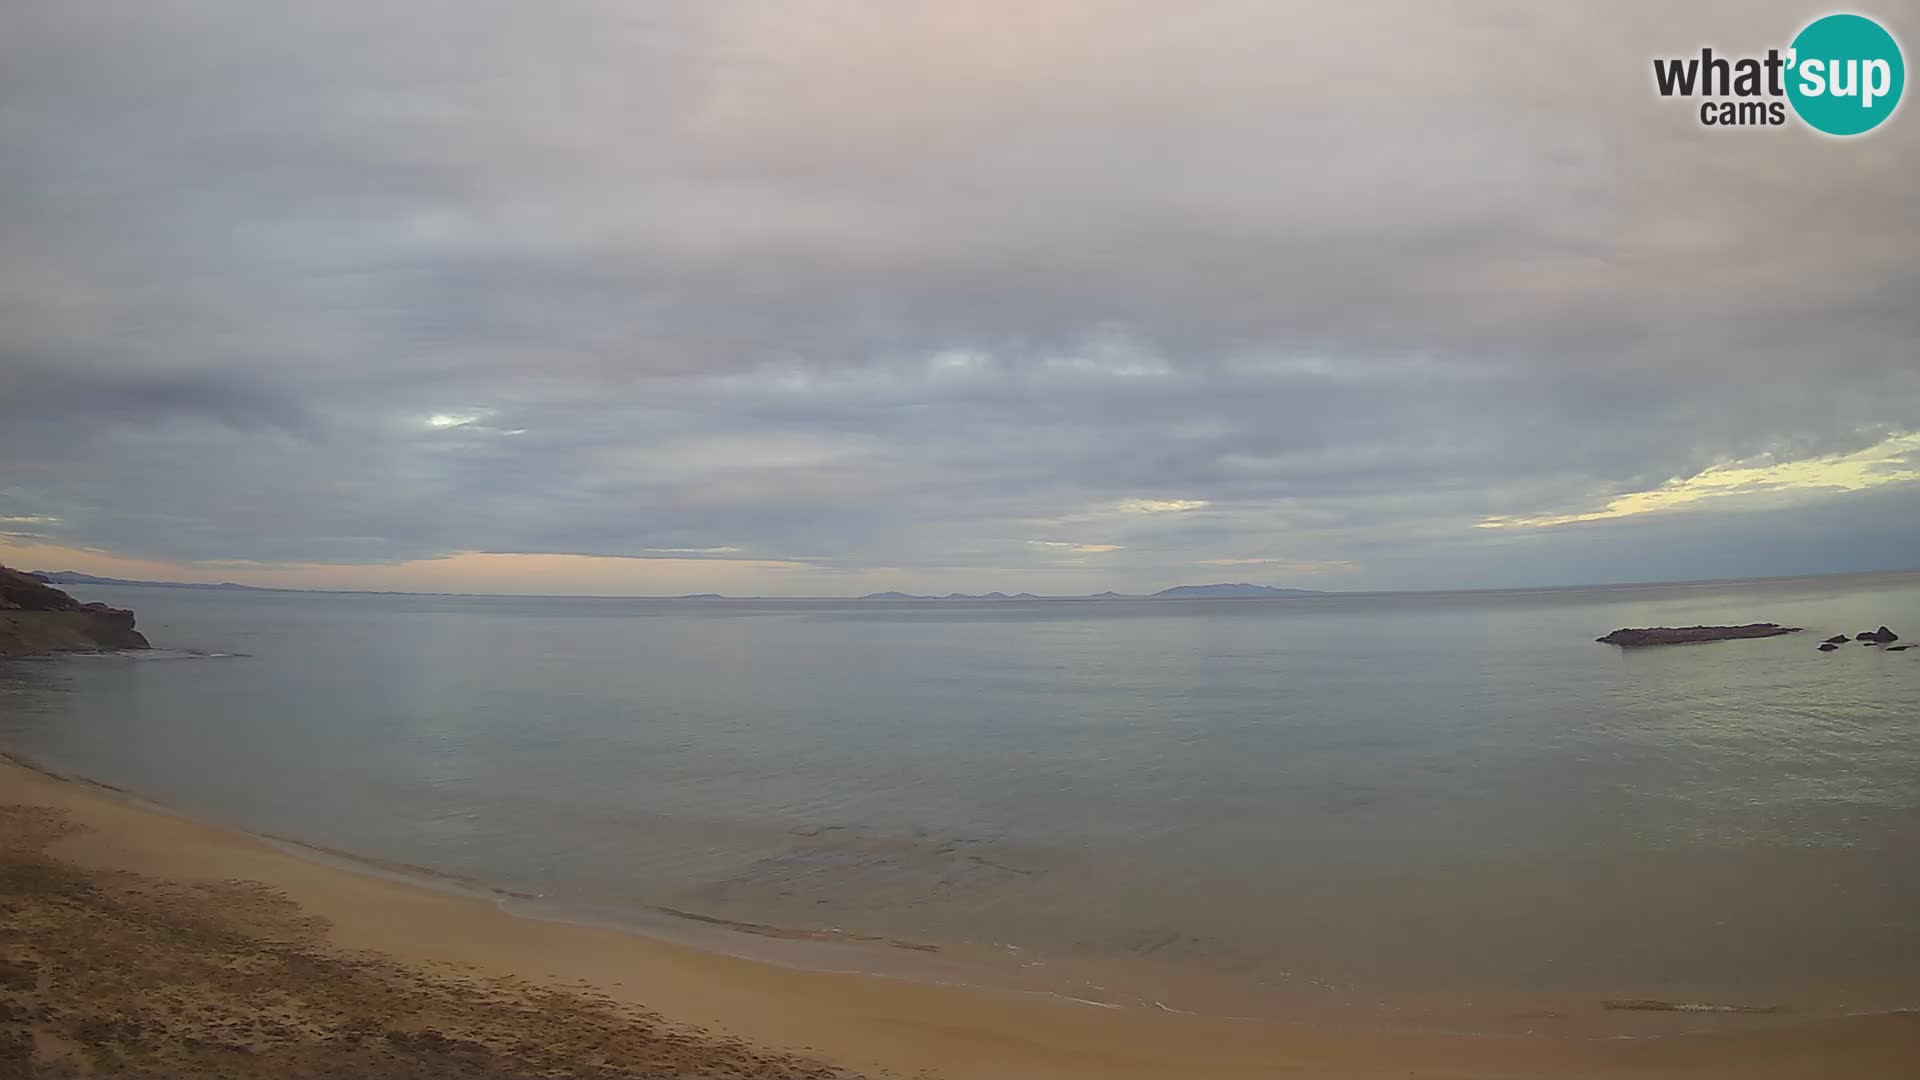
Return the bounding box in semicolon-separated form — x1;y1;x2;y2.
4;573;1919;1026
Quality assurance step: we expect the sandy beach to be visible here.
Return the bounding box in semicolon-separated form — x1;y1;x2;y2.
0;755;1914;1079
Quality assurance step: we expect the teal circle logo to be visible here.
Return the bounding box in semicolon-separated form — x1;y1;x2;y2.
1787;14;1904;135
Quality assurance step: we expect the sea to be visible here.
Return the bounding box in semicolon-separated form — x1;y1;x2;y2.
4;571;1918;1032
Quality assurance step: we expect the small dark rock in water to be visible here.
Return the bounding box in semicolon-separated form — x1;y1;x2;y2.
1872;626;1899;643
1596;624;1800;647
1824;634;1850;644
1855;632;1876;641
1889;645;1913;652
1818;643;1840;651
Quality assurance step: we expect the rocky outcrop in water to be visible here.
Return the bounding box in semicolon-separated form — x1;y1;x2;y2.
1596;624;1800;647
1817;627;1904;652
0;565;151;655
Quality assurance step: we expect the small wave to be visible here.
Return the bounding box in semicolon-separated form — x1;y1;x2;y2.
62;649;246;661
1603;999;1784;1014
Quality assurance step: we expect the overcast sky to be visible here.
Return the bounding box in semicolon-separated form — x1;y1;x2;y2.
2;1;1916;596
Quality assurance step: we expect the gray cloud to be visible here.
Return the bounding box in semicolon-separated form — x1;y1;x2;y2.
2;1;1917;592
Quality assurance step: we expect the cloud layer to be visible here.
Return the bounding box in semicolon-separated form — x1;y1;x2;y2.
2;1;1916;594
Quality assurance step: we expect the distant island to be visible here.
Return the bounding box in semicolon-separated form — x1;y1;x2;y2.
1147;583;1321;599
858;583;1322;600
859;591;1041;600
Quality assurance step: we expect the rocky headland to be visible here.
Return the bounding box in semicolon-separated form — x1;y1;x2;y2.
0;565;150;655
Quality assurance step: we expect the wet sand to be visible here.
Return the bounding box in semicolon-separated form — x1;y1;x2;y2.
3;755;1918;1079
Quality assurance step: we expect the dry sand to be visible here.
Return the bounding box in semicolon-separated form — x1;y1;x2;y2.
2;755;1917;1079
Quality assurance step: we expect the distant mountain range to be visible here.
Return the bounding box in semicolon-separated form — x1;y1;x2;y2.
32;570;1323;602
30;570;276;592
859;583;1321;600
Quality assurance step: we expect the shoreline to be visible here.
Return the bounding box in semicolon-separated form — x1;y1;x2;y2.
11;749;1905;1040
3;754;1919;1077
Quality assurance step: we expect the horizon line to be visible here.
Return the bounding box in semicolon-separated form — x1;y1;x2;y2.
26;565;1920;604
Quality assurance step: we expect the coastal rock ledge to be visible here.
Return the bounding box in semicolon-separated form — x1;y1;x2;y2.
1596;624;1801;647
0;564;151;655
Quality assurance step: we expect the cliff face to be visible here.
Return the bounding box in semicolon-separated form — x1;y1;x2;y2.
0;565;151;655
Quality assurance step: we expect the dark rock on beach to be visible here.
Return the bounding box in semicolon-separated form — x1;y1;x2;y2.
1596;624;1800;647
1824;634;1850;644
0;564;151;655
1818;642;1840;651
